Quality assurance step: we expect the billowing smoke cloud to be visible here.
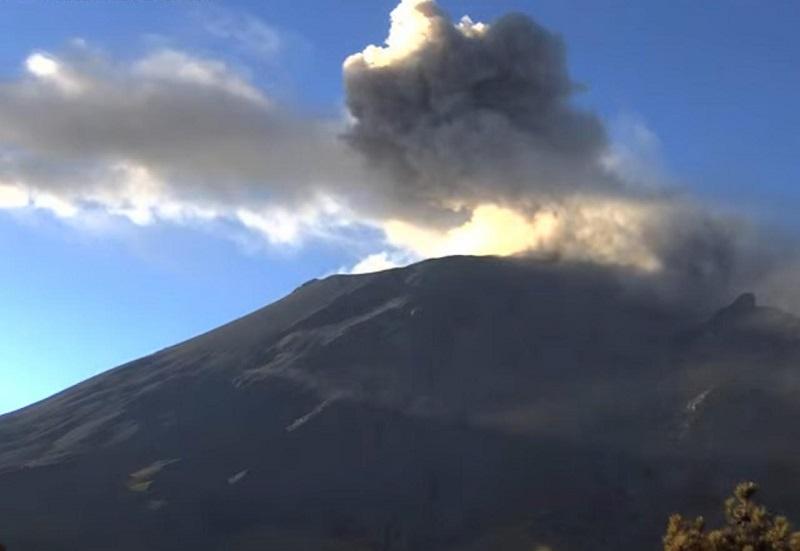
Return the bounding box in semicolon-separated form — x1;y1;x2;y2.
338;0;760;289
343;0;613;223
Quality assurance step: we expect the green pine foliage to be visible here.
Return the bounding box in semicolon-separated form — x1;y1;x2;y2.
663;482;800;551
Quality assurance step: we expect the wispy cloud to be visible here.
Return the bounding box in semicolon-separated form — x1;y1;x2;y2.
197;6;283;60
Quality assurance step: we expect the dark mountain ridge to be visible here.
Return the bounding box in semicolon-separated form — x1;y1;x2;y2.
2;255;800;550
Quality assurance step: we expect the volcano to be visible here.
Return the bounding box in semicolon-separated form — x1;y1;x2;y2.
3;255;800;550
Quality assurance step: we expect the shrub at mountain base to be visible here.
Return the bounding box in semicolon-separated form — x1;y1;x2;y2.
663;482;800;551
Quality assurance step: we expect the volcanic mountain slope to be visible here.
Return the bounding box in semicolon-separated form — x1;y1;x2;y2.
2;255;800;550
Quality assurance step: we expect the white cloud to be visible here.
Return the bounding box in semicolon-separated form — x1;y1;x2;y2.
24;52;85;94
345;0;435;69
200;8;282;59
133;50;268;105
344;0;488;70
25;53;59;77
0;183;29;209
603;114;669;189
1;45;356;198
32;192;79;218
235;195;353;246
347;251;413;274
0;43;365;246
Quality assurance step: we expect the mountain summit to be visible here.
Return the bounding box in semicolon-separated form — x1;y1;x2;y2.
3;255;800;550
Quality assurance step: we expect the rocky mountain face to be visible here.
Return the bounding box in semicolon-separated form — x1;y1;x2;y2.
2;255;800;550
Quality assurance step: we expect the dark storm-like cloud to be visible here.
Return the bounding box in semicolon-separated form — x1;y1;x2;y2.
343;0;614;223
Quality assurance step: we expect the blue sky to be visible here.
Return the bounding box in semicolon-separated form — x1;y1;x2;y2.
2;0;799;413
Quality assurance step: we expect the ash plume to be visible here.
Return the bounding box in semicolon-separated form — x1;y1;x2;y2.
337;0;800;314
343;0;613;223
